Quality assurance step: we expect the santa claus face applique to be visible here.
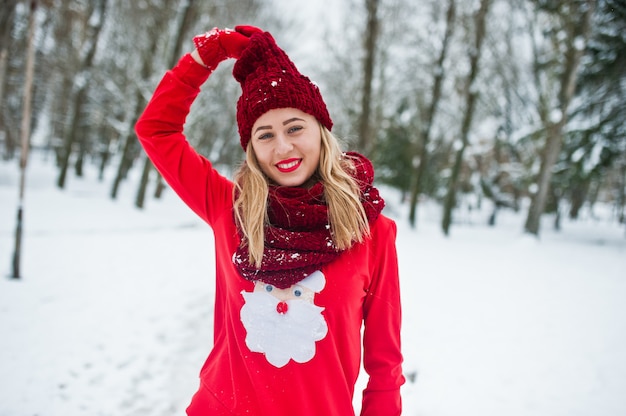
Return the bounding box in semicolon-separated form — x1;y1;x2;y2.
240;270;328;368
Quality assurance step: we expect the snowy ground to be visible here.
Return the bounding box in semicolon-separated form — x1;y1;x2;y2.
1;154;625;416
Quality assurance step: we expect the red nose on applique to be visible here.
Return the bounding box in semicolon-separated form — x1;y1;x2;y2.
276;301;288;314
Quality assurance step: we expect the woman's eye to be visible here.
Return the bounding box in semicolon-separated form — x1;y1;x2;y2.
265;284;273;292
258;133;273;141
288;126;303;134
293;288;302;297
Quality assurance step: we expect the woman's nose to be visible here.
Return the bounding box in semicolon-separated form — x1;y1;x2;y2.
274;134;293;154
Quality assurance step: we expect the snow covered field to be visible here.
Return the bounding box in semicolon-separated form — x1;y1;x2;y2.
1;155;625;416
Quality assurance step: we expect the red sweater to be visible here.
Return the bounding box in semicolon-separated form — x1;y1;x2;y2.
135;54;404;416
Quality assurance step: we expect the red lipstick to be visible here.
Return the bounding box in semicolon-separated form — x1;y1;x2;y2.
276;158;302;173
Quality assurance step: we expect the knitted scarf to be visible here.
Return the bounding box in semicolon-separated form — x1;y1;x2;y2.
233;152;385;289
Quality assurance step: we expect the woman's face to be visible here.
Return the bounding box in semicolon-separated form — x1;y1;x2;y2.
250;108;321;187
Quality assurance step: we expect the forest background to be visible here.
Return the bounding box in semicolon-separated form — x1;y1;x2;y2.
1;1;625;415
1;0;624;261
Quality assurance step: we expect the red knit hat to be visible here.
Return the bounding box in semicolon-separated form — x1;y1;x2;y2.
233;31;333;150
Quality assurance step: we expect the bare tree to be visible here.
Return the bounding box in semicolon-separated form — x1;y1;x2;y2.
0;0;19;159
135;0;196;209
407;0;456;228
12;0;38;279
524;0;596;235
56;0;107;189
441;0;491;235
357;0;380;156
472;1;533;226
110;0;183;200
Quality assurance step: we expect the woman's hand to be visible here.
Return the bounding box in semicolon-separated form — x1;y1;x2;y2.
192;26;262;69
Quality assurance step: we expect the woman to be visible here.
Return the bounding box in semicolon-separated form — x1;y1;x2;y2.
135;25;404;416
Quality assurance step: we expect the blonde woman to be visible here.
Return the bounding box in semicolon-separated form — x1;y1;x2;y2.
135;25;404;416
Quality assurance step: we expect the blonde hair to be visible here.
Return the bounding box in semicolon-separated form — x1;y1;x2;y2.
233;125;370;268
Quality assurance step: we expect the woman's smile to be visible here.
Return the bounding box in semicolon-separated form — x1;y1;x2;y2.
276;158;302;173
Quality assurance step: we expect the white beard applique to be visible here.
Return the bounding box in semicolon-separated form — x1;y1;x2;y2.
240;270;328;368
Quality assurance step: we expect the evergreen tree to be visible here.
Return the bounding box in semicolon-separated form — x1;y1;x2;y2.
560;0;626;219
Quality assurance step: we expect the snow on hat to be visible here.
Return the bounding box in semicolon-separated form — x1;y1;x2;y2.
233;30;333;150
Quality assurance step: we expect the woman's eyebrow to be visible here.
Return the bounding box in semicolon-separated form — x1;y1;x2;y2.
254;118;305;134
253;125;272;134
283;117;305;125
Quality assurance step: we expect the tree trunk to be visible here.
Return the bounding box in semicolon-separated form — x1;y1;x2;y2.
98;142;110;181
56;0;107;188
569;177;590;219
154;174;166;199
0;0;19;159
553;188;561;231
134;0;194;208
135;156;152;209
57;86;87;188
12;0;37;279
408;0;456;228
441;0;490;236
524;0;596;235
111;91;142;199
74;122;88;177
52;75;74;166
357;0;379;156
618;162;625;224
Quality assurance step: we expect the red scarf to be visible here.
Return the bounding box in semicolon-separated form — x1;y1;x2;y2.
233;152;384;289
